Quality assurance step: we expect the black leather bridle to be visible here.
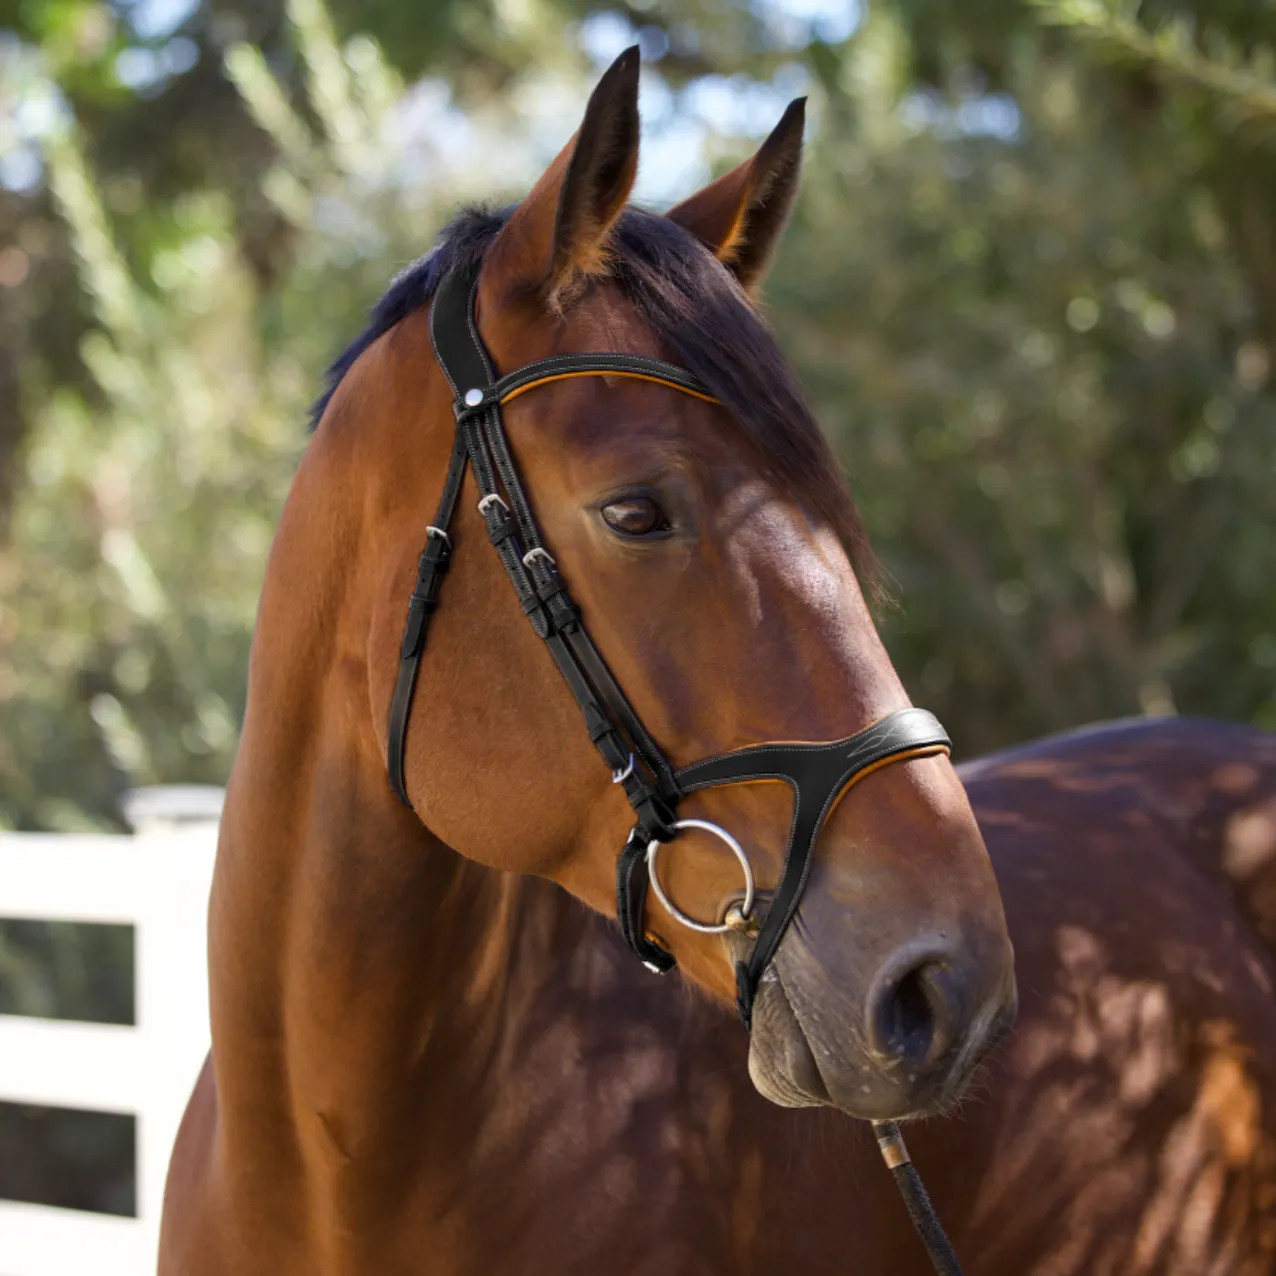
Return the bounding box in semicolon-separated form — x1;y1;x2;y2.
385;258;968;1275
385;259;952;1031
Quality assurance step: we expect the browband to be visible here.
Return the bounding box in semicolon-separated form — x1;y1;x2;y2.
466;354;719;415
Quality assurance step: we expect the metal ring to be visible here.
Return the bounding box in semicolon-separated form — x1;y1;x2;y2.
646;819;755;935
425;525;451;548
611;753;635;784
522;546;556;570
477;494;509;517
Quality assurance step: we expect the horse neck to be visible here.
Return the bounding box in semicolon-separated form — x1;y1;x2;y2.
206;420;587;1176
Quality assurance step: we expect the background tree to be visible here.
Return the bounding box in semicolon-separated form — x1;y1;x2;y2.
1;0;1273;834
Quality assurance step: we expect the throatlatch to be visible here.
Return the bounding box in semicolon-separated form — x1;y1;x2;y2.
387;259;952;1025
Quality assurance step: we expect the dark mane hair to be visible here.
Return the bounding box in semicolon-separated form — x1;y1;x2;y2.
313;206;877;588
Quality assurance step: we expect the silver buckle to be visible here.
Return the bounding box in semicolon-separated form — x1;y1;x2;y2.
425;526;451;548
477;494;509;517
611;753;635;784
522;546;556;570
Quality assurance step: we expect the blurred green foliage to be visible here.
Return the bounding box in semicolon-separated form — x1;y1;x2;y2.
791;6;1276;747
0;919;132;1021
1;0;1275;834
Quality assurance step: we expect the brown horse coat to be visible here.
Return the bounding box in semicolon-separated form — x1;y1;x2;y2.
162;718;1276;1274
159;51;1276;1276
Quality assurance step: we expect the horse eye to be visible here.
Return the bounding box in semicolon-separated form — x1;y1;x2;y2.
601;496;669;538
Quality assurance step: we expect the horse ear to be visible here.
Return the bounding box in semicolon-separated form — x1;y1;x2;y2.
667;98;805;294
483;47;641;307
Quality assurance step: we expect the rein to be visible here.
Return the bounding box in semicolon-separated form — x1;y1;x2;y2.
386;260;965;1275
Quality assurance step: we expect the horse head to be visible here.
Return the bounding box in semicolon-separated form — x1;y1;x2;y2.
326;49;1016;1121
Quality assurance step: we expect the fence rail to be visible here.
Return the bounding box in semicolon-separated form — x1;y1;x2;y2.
0;824;217;1276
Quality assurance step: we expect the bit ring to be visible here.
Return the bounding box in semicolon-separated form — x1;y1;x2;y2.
646;819;755;935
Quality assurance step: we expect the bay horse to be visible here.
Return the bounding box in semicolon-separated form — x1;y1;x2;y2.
159;50;1276;1275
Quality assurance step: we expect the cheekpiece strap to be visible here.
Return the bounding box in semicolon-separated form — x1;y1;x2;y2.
386;424;468;806
398;262;693;942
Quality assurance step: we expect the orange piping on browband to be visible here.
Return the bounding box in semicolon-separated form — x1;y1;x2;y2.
499;370;721;408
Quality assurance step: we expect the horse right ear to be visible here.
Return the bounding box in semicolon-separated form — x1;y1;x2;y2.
667;98;805;294
482;48;641;309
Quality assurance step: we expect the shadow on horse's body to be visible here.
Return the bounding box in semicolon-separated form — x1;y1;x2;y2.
932;718;1276;1274
158;51;1276;1276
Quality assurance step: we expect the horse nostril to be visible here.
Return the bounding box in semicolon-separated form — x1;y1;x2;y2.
865;952;960;1070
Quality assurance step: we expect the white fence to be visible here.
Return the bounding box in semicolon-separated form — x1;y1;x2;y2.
0;806;218;1276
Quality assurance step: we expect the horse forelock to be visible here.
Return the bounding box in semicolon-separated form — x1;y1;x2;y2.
311;203;879;595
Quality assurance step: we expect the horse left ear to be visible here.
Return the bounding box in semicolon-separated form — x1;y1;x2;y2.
667;98;805;294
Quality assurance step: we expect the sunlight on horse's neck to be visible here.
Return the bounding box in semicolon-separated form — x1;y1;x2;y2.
210;459;591;1165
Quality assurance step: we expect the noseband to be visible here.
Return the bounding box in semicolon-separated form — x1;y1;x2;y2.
387;262;952;1030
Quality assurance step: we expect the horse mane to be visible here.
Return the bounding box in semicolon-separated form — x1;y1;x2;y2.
312;205;878;589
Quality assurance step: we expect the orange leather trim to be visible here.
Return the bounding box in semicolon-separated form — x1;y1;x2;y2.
822;744;950;823
499;370;721;408
680;745;950;795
